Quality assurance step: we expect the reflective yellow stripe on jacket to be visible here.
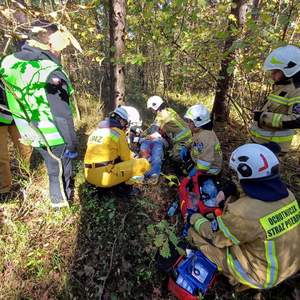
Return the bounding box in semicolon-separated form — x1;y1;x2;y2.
227;200;300;289
267;94;300;106
250;126;294;143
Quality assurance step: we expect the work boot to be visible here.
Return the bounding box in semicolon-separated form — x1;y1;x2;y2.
125;175;145;185
115;184;141;197
128;187;141;197
50;197;70;209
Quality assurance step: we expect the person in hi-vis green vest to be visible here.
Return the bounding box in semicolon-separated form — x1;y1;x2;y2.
0;19;82;208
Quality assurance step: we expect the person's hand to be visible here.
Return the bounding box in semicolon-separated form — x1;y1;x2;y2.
253;111;263;122
216;191;225;206
179;146;188;161
148;132;161;140
64;150;78;159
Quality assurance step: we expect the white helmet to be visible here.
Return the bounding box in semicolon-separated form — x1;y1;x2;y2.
113;106;129;122
147;95;164;111
263;45;300;77
229;144;279;181
122;106;142;127
184;104;211;128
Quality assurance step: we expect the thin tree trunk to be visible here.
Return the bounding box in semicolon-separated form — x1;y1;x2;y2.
109;0;126;109
212;0;248;123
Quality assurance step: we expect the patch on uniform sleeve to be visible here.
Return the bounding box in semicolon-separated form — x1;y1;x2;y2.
193;142;204;152
292;103;300;114
259;200;300;240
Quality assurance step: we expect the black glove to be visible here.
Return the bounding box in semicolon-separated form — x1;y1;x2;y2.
184;158;194;173
222;181;238;199
253;111;263;122
282;118;300;129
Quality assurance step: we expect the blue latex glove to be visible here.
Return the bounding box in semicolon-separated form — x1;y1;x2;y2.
181;223;191;237
64;150;78;159
179;146;188;161
188;167;196;178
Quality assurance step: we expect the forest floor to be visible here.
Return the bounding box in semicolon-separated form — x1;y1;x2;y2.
0;92;300;300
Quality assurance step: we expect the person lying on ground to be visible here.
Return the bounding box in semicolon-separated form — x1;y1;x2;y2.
146;95;192;160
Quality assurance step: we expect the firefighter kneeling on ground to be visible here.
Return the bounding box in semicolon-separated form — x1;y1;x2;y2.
84;106;150;196
179;104;223;204
187;143;300;291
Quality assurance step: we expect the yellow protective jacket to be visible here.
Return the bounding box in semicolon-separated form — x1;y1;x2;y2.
84;125;150;188
188;191;300;289
190;129;222;175
154;107;192;146
84;127;131;164
249;78;300;152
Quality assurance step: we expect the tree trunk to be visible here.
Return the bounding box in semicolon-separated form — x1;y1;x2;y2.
212;0;248;123
109;0;126;110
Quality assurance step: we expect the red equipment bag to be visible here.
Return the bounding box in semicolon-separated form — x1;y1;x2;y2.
168;277;199;300
167;250;218;300
178;172;222;219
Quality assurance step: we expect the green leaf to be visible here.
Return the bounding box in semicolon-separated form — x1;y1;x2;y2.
215;31;229;39
154;233;165;247
169;231;179;247
160;240;171;258
147;224;155;236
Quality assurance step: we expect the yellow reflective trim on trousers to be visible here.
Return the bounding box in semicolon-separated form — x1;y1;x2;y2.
264;240;279;288
250;129;294;143
217;216;240;245
271;113;282;128
194;217;208;233
227;249;262;289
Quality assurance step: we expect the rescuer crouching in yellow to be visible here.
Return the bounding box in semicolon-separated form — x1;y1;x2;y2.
187;143;300;291
84;106;150;195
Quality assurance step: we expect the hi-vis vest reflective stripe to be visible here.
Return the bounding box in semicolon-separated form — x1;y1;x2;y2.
1;55;72;147
0;111;13;124
267;94;300;106
250;125;294;143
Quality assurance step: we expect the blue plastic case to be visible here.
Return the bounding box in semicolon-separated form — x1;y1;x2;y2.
176;250;217;295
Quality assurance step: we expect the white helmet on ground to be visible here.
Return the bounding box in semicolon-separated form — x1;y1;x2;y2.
184;104;211;128
122;106;142;127
113;106;129;122
147;95;164;111
229;144;279;181
263;45;300;77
